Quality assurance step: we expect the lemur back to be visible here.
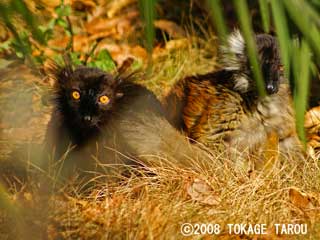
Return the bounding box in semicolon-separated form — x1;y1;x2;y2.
164;31;303;164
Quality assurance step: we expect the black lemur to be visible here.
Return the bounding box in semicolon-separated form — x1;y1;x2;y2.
44;57;165;179
161;30;304;164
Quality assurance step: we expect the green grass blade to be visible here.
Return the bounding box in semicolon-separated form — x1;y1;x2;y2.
283;0;320;59
293;40;311;148
259;0;270;33
270;0;291;79
234;0;266;97
206;0;228;43
298;0;320;27
138;0;156;57
291;39;300;87
0;3;19;41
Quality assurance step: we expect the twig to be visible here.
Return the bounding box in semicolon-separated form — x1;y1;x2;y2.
66;16;74;52
83;38;103;65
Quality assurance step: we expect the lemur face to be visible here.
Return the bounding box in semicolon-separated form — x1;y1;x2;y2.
48;57;124;130
255;34;283;94
221;30;284;95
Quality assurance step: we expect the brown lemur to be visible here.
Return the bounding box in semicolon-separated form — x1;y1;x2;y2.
44;57;166;181
162;30;304;166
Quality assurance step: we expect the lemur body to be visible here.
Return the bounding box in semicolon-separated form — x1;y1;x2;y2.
164;31;302;161
44;58;165;179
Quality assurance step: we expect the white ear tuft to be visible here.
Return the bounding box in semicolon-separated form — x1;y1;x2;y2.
228;30;245;55
220;29;246;71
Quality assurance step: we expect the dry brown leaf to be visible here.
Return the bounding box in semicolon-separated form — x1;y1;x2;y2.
39;0;68;9
88;30;116;42
305;106;320;129
85;11;138;35
106;0;136;18
289;187;313;209
97;43;147;65
154;19;186;39
305;106;320;159
72;0;96;12
187;178;221;206
289;187;320;226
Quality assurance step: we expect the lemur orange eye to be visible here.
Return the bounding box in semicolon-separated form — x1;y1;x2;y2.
99;95;110;104
71;90;80;100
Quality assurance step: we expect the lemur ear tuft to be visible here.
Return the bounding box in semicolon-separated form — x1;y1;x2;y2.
115;57;140;85
62;54;74;78
45;53;74;86
220;29;246;71
228;30;245;55
118;57;134;75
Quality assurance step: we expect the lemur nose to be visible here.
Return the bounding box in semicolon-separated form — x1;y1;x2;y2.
266;83;276;94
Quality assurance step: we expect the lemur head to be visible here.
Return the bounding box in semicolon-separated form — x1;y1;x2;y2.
47;56;125;131
221;30;284;95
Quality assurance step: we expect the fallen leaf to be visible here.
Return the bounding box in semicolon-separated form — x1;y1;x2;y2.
106;0;136;18
305;106;320;159
97;43;147;66
72;0;96;12
289;187;313;209
289;187;320;226
154;19;186;39
305;106;320;129
85;11;138;35
187;178;221;206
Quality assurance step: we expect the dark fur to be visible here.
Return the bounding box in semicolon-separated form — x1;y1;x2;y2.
164;32;304;165
44;58;164;180
227;33;283;94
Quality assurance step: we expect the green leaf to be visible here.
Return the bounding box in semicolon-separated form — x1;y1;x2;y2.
15;51;24;58
88;49;116;72
207;0;228;43
139;0;156;69
55;4;72;18
0;39;12;51
69;52;83;66
56;18;68;29
52;54;64;66
293;40;311;148
259;0;270;33
47;19;57;30
283;0;320;59
270;0;291;79
131;59;143;71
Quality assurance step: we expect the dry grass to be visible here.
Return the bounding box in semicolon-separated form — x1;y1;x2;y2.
1;22;320;240
46;150;320;239
47;38;320;237
143;35;219;98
